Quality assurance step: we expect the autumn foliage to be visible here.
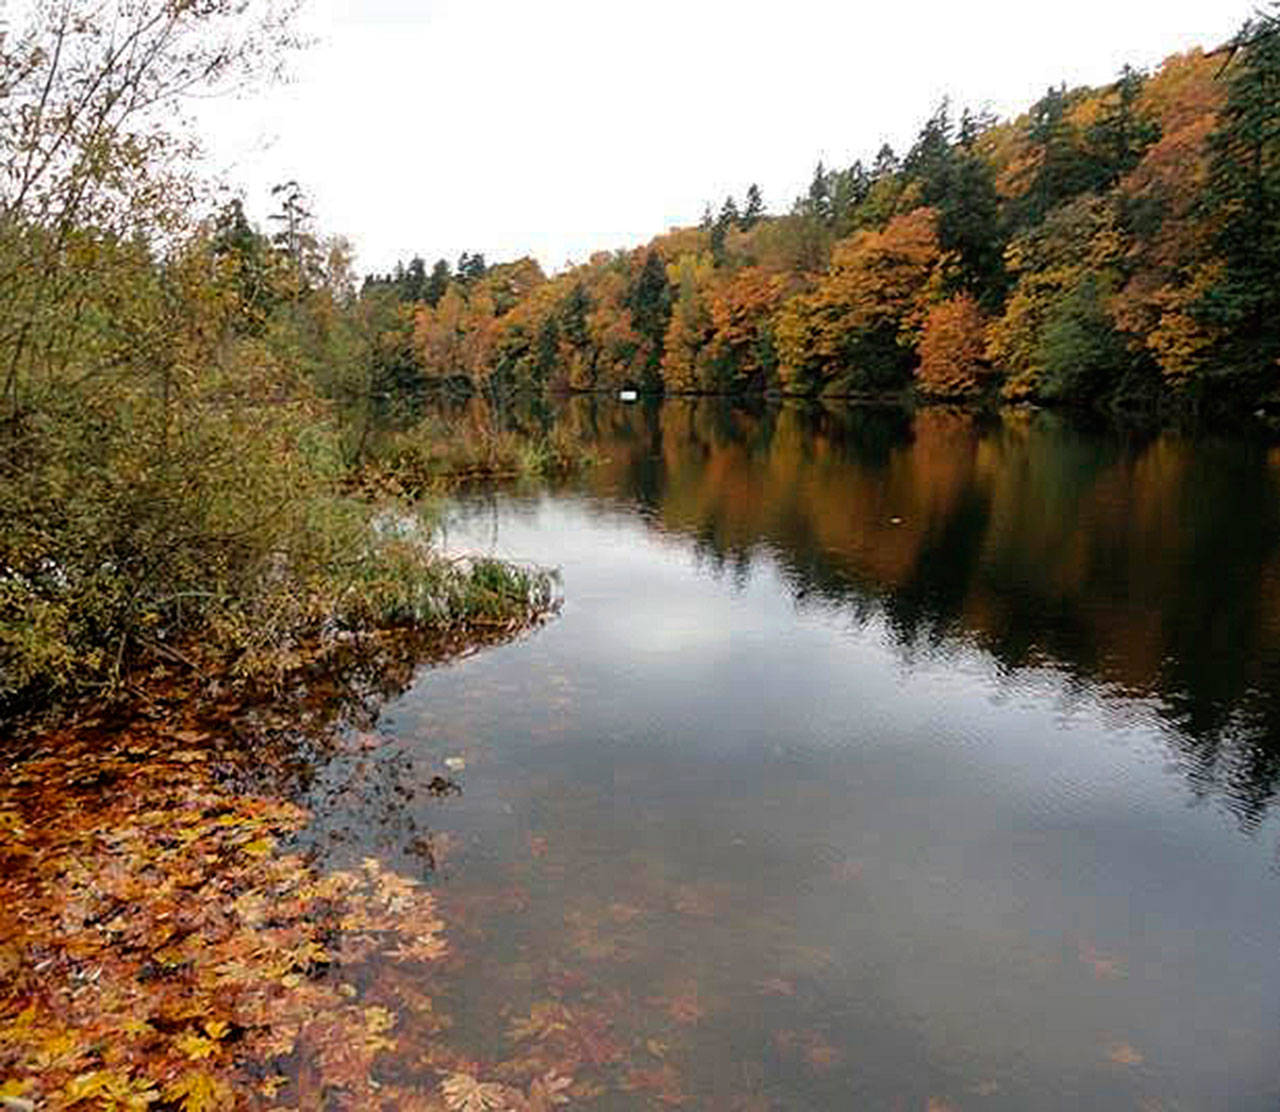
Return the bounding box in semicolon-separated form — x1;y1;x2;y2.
366;16;1280;417
917;294;990;397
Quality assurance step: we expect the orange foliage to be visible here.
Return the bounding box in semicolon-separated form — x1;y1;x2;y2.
1111;49;1227;385
706;267;785;391
916;294;989;396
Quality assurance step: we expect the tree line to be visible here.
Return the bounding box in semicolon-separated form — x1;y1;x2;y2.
358;9;1280;418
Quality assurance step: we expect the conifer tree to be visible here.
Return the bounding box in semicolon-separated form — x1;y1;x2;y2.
425;259;451;307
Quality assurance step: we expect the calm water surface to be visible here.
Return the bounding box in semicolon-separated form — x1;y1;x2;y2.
307;402;1280;1109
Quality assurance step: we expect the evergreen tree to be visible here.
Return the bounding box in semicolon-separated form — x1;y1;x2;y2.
806;161;832;224
829;161;869;231
561;282;592;349
1017;86;1102;226
211;198;277;332
402;255;427;302
742;183;765;228
871;144;899;181
425;258;451;307
1087;65;1159;186
627;250;672;389
904;99;955;204
940;144;1006;307
268;179;316;290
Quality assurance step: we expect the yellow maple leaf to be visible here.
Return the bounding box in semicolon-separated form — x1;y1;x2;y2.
202;1019;229;1041
174;1032;216;1061
164;1069;232;1112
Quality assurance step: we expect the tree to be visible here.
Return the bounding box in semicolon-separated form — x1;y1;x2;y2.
1110;48;1225;390
712;196;738;263
1087;65;1160;187
805;161;832;224
706;267;783;392
0;0;301;418
939;142;1006;306
916;294;989;396
743;184;765;229
775;207;945;394
829;162;869;232
904;99;955;204
1201;7;1280;377
212;198;283;333
987;195;1125;399
627;250;672;389
425;258;451;307
1037;272;1130;402
402;256;428;302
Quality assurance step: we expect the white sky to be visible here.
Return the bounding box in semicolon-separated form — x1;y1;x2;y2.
194;0;1254;277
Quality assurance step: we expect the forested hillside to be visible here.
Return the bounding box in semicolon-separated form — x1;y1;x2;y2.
363;12;1280;416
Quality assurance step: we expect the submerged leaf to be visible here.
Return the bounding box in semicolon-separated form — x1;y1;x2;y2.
441;1072;509;1112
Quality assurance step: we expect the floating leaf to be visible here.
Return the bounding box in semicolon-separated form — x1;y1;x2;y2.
1106;1041;1144;1066
441;1072;509;1112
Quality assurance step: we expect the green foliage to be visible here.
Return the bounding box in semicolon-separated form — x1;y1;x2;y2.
0;0;560;720
1037;273;1131;402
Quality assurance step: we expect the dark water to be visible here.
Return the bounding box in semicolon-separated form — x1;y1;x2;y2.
308;401;1280;1109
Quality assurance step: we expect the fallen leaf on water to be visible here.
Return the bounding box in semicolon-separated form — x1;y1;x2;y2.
803;1034;842;1070
1106;1041;1144;1066
1079;942;1125;980
671;884;715;918
523;1071;573;1111
831;860;864;883
608;901;643;923
441;1071;509;1112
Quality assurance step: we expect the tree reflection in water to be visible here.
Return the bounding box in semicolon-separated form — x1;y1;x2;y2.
490;395;1280;827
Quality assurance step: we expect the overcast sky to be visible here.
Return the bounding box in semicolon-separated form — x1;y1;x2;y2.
196;0;1254;277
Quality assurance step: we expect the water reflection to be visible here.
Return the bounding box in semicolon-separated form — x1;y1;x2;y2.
515;398;1280;827
329;398;1280;1109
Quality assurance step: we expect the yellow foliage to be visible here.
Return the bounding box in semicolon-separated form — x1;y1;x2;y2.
774;208;944;391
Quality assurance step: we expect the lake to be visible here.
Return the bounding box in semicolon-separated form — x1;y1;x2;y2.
301;400;1280;1109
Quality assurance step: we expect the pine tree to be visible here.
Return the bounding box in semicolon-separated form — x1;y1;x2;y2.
627;250;672;389
806;161;832;224
1087;65;1160;187
742;183;765;228
403;256;427;302
904;99;954;204
425;259;451;307
871;144;899;181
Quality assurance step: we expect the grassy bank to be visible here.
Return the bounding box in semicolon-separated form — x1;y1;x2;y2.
357;415;600;491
